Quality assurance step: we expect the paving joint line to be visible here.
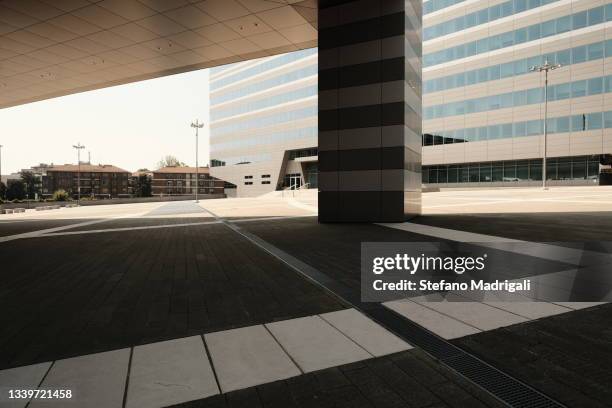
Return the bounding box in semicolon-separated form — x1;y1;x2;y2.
198;204;567;408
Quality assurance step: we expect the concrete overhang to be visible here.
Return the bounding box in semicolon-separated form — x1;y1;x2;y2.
0;0;317;109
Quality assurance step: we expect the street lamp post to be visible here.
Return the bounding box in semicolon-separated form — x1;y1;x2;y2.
73;143;85;205
530;59;561;190
190;120;204;203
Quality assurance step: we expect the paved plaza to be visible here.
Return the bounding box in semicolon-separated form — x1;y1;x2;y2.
1;187;611;407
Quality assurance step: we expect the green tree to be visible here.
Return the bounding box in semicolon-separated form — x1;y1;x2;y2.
6;180;26;200
157;155;186;168
0;181;6;200
134;174;152;197
20;171;38;199
52;189;70;201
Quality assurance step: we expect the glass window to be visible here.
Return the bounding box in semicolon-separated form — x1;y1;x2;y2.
488;124;501;139
489;95;501;110
607;4;612;21
588;7;604;25
478;127;488;141
558;159;571;180
528;24;541;41
514;28;527;44
478;67;488;82
572;45;586;64
530;161;542;181
571;114;586;132
514;90;527;106
556;49;571;65
587;112;602;130
526;88;542;104
606;76;612;93
447;166;458;183
555;83;570;100
466;70;477;85
517;161;529;180
501;93;513;108
479;163;492;182
515;0;527;12
489;65;500;81
587;42;604;60
606;40;612;58
572;160;586;179
526;119;541;135
501;1;513;17
541;20;555;37
546;160;557;180
503;162;517;181
514;121;526;137
572;80;587;98
557;116;570;133
500;63;514;78
588;77;603;95
573;11;587;29
605;111;612;128
502;123;513;138
465;128;477;141
527;0;541;8
469;166;479;182
492;164;503;182
556;15;572;33
514;58;528;75
490;4;501;20
587;160;599;178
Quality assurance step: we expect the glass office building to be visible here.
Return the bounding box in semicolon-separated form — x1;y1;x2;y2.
421;0;612;186
209;48;318;196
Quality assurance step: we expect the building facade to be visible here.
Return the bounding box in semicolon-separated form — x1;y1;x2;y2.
421;0;612;186
42;164;130;198
209;48;318;197
151;166;224;196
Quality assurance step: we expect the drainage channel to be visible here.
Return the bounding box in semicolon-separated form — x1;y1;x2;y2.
202;208;565;408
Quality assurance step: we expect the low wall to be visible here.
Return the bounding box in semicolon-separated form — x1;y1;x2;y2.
0;194;226;210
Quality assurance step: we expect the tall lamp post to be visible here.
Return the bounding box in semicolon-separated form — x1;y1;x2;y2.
73;143;85;205
530;59;561;190
190;120;204;203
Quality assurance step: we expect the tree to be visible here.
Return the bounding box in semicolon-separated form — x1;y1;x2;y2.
20;171;38;199
157;155;186;168
0;181;6;200
134;174;152;197
6;180;26;200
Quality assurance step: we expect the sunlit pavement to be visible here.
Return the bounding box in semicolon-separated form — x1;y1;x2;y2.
1;188;611;407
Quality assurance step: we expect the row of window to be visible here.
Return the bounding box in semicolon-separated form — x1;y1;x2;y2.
423;156;601;183
211;106;317;137
211;85;317;121
424;0;558;40
424;39;612;94
210;48;317;91
424;5;611;67
288;147;318;160
210;153;272;166
424;111;612;145
424;75;612;120
211;65;317;106
423;0;465;15
211;126;316;152
244;181;272;185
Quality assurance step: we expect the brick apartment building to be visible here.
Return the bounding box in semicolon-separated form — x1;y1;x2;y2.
152;166;224;196
42;164;130;198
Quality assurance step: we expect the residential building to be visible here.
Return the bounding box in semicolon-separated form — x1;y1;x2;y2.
209;48;318;197
421;0;612;186
151;166;224;196
42;164;130;198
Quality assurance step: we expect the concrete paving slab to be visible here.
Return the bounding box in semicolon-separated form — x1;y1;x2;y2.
0;362;51;408
384;300;481;339
29;349;129;408
126;336;218;408
554;302;606;310
320;308;412;357
265;315;371;373
412;294;528;331
205;325;301;393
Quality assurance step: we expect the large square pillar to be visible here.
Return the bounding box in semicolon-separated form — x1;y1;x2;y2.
318;0;422;222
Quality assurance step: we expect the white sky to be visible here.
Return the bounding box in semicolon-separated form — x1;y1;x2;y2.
0;68;210;175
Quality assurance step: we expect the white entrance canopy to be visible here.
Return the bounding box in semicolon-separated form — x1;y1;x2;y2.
0;0;317;109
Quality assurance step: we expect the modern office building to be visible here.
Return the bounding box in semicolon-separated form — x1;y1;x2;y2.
42;164;130;198
151;166;225;196
209;48;318;197
421;0;612;186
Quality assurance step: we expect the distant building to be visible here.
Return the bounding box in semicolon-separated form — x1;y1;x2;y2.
42;164;130;198
151;166;224;196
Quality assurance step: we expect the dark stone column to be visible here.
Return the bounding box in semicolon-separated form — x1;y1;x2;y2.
318;0;422;222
